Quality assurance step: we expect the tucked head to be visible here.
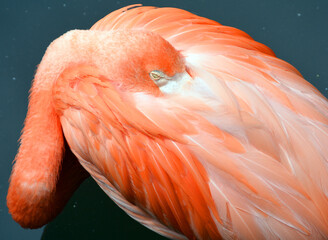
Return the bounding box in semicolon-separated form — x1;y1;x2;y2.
91;30;187;93
36;29;191;95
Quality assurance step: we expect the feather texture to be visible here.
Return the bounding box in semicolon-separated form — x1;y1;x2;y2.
8;5;328;240
89;6;328;238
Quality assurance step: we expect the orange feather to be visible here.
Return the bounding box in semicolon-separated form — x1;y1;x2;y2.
7;5;328;240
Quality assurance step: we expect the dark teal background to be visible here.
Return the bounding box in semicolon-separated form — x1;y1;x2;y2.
1;0;327;239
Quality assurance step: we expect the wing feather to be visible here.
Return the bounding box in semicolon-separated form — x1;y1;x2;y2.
91;5;275;56
53;5;328;239
54;65;224;239
54;58;328;239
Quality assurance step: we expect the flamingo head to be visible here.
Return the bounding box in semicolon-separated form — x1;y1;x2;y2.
91;30;192;95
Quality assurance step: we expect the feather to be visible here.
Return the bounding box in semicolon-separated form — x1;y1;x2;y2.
13;4;328;239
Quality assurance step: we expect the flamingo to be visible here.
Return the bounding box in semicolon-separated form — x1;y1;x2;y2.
7;4;328;240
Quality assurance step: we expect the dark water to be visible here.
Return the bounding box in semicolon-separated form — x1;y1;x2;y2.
1;0;327;239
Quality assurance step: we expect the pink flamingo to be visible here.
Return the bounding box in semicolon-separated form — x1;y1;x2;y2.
7;5;328;239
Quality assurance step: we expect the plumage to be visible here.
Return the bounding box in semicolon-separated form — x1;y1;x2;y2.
7;4;328;239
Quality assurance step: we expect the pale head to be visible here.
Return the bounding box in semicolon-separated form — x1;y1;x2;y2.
35;29;192;96
92;30;188;94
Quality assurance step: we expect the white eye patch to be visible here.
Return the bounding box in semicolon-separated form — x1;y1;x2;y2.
156;71;193;95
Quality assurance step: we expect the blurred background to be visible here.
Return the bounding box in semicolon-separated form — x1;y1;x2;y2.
1;0;327;239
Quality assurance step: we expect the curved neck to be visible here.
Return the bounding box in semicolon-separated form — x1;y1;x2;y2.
33;30;96;91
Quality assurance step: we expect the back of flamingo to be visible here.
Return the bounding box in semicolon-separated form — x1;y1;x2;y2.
7;5;328;240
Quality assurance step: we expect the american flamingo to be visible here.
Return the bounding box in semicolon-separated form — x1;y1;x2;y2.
7;5;328;240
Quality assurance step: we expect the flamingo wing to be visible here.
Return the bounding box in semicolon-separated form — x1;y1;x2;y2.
53;65;226;239
52;5;328;239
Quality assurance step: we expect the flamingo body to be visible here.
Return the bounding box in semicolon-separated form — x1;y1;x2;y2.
7;5;328;240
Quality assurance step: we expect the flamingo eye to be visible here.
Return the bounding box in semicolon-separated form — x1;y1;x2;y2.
150;70;165;81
